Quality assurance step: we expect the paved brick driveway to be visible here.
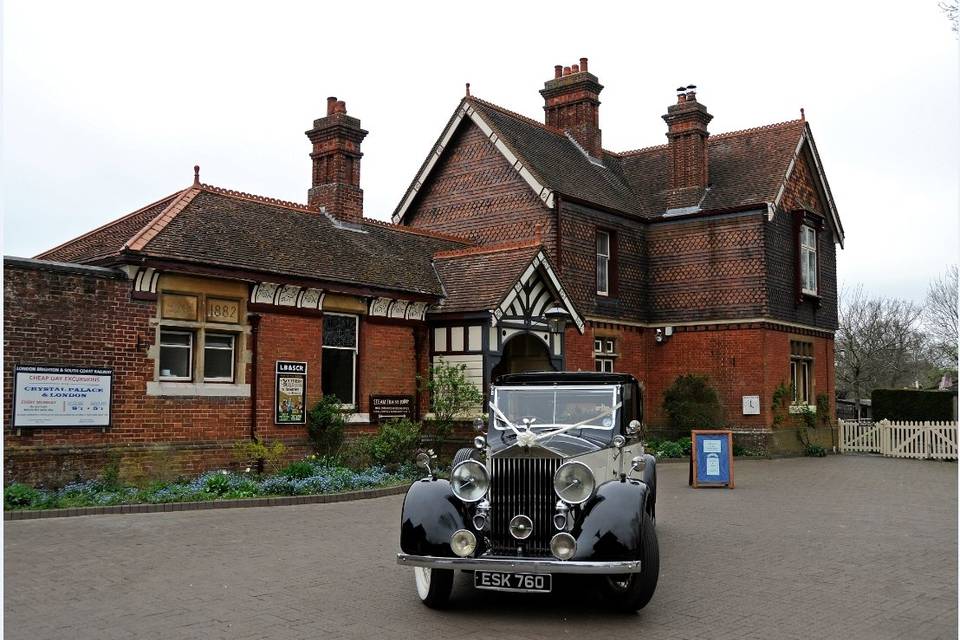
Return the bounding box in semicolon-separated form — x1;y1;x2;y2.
5;456;957;640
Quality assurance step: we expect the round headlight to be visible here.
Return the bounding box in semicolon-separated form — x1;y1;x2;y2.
550;532;577;560
553;461;596;505
450;460;489;503
509;514;533;540
451;529;477;557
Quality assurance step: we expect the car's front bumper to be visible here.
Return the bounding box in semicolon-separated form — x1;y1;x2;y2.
397;553;642;574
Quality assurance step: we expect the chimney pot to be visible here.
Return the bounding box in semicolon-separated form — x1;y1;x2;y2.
307;98;368;223
541;58;603;158
663;86;713;191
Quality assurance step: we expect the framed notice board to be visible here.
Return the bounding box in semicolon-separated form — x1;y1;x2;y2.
275;361;307;425
12;364;113;429
689;430;734;488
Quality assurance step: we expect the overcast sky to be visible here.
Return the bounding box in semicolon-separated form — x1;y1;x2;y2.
2;1;957;302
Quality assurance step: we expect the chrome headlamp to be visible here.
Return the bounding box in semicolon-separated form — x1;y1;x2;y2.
450;460;489;503
553;461;596;505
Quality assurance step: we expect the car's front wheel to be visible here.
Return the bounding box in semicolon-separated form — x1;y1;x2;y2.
600;510;659;611
414;566;454;608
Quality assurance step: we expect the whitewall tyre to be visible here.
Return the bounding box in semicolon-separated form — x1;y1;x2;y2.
413;566;454;608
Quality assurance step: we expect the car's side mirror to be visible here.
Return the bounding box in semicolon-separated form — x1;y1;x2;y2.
626;419;644;439
415;450;437;478
473;417;486;433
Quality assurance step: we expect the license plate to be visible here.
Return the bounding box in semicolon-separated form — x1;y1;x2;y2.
474;571;552;593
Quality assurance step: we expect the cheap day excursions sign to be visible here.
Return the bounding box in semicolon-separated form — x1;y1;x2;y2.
13;365;113;428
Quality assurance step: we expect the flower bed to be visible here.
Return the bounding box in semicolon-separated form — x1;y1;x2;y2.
4;458;418;511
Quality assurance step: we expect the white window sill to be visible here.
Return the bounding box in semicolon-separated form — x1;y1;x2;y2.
146;382;251;397
788;404;816;414
345;412;369;423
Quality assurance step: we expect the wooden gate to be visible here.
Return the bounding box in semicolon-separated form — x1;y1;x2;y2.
840;420;958;460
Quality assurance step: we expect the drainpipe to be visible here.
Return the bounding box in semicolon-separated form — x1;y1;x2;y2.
249;314;261;442
413;325;423;421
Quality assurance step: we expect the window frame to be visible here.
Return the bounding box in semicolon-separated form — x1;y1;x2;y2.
790;339;814;405
596;229;610;296
203;332;236;383
800;225;818;296
159;330;194;382
322;312;359;408
595;357;614;373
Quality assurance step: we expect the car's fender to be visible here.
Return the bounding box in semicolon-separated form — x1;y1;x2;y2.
641;454;657;516
399;478;470;557
572;479;652;561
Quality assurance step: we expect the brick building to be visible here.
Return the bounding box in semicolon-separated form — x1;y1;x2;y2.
4;61;843;483
396;60;842;441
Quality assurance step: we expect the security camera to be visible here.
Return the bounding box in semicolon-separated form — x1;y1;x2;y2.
655;328;664;343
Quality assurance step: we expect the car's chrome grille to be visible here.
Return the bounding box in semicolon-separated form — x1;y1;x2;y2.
489;455;561;557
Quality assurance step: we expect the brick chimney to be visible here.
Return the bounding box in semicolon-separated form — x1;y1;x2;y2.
662;85;713;190
306;97;368;223
540;58;604;158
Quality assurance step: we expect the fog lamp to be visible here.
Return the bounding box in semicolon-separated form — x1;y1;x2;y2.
509;514;533;540
473;435;487;449
451;529;477;557
473;499;490;530
553;501;570;530
550;532;577;560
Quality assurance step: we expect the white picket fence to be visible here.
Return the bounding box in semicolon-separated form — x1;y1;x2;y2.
839;420;958;460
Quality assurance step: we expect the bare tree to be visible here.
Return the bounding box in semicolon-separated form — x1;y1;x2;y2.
836;287;928;418
940;1;959;35
924;265;959;366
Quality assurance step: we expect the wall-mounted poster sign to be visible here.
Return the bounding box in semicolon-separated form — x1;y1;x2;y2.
689;430;734;488
275;361;307;425
12;365;113;428
370;395;415;424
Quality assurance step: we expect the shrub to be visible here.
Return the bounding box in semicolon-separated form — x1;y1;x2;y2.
281;460;315;480
307;396;348;456
805;443;827;457
198;471;232;497
369;419;421;466
662;374;724;431
419;361;483;450
5;483;41;509
233;439;287;475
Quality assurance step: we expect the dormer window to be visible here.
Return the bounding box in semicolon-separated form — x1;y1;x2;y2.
800;225;817;295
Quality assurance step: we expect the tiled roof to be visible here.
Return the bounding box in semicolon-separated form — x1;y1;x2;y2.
432;241;542;314
36;185;470;298
37;193;181;263
460;97;809;219
468;98;641;215
618;119;807;217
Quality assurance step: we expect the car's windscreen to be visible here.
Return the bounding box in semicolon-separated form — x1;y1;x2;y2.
491;386;619;435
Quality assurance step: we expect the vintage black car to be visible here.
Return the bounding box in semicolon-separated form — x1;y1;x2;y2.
397;372;659;610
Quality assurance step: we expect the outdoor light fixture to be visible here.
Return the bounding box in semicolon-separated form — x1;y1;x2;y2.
544;301;571;334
